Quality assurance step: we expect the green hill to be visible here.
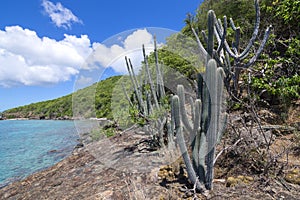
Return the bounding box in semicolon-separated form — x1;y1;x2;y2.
3;0;299;121
3;76;122;120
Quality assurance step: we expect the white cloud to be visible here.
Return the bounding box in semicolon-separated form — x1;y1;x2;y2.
0;26;159;88
42;0;82;29
76;75;93;88
0;26;93;87
90;29;156;74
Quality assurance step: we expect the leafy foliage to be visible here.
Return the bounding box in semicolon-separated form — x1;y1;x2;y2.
250;0;300;106
185;0;299;108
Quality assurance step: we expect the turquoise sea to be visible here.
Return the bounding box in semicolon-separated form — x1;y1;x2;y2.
0;120;79;187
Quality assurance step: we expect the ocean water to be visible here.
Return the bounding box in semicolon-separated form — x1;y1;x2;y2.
0;120;79;187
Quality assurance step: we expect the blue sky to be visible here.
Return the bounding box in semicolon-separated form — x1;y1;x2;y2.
0;0;203;111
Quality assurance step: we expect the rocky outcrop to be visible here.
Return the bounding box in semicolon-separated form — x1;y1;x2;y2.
1;127;299;200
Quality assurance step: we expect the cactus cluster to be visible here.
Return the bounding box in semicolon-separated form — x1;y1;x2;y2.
121;0;270;193
122;36;168;146
189;0;272;96
170;0;270;192
172;59;226;191
123;36;165;118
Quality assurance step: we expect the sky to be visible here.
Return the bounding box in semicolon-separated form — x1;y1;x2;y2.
0;0;203;111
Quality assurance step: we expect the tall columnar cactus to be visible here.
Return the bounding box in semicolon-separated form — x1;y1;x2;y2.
190;0;272;96
171;0;271;192
122;36;168;146
172;58;226;191
123;36;166;119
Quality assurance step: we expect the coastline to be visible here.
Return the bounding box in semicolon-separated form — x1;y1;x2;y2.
0;143;81;189
0;119;81;191
0;126;299;199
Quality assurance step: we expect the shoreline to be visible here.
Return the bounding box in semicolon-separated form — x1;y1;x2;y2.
1;117;109;121
0;120;83;191
0;142;82;189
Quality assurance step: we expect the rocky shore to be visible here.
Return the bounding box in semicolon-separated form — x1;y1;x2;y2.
0;123;299;199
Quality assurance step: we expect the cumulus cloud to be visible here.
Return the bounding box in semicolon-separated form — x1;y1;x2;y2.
0;26;93;87
90;29;156;74
0;26;158;88
42;0;82;29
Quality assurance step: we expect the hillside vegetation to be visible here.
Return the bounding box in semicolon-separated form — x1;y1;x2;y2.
0;0;299;199
3;0;299;123
3;76;122;119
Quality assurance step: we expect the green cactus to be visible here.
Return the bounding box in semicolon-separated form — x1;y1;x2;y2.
170;1;271;191
172;59;226;191
122;36;168;146
190;0;272;97
123;36;166;119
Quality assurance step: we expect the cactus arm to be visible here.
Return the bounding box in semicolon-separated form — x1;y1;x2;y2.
216;68;227;144
146;91;152;116
143;45;160;110
167;122;174;149
177;85;193;133
192;100;203;181
222;37;239;59
125;56;144;113
191;27;208;60
198;130;207;183
229;17;240;54
197;73;210;134
201;30;208;45
207;10;215;59
158;116;167;147
216;68;225;131
216;16;227;55
172;95;203;191
128;58;141;90
237;0;260;59
229;17;237;31
244;25;272;68
121;82;133;107
170;95;175;133
190;96;195;124
233;27;241;55
193;99;202;139
154;35;165;100
205;59;218;190
224;52;232;75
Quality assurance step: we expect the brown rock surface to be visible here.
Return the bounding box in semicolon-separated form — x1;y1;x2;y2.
0;127;299;200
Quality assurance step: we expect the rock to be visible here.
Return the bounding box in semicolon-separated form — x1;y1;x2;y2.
226;177;239;187
74;142;84;149
226;175;254;187
285;169;300;185
158;165;175;181
97;190;114;199
48;149;58;153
